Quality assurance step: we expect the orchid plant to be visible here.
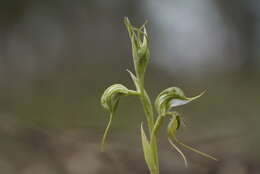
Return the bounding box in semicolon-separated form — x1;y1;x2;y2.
100;17;217;174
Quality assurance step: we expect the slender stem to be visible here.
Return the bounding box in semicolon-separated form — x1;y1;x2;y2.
151;115;164;143
139;88;154;133
137;80;159;174
100;113;113;152
128;90;140;96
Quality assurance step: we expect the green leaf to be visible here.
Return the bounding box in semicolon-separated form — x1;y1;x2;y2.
155;87;205;115
141;123;157;172
126;69;140;91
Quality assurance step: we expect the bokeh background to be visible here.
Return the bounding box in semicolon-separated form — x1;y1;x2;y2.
0;0;260;174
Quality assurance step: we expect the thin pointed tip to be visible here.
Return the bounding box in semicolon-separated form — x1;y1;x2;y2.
184;162;188;168
123;17;130;25
100;142;105;152
200;90;206;96
211;156;219;161
168;139;189;168
197;90;206;98
140;122;143;129
188;90;206;101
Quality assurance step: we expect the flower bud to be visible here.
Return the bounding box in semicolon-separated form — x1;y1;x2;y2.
124;17;150;80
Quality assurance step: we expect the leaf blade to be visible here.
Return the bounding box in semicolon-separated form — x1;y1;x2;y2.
141;123;156;172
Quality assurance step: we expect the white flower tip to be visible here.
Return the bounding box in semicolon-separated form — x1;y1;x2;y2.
170;99;189;107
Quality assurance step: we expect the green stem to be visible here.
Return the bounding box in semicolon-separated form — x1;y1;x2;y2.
128;90;140;96
138;82;159;174
151;115;164;143
139;88;154;133
100;113;113;152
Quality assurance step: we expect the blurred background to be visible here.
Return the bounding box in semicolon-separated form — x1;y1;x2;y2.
0;0;259;174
